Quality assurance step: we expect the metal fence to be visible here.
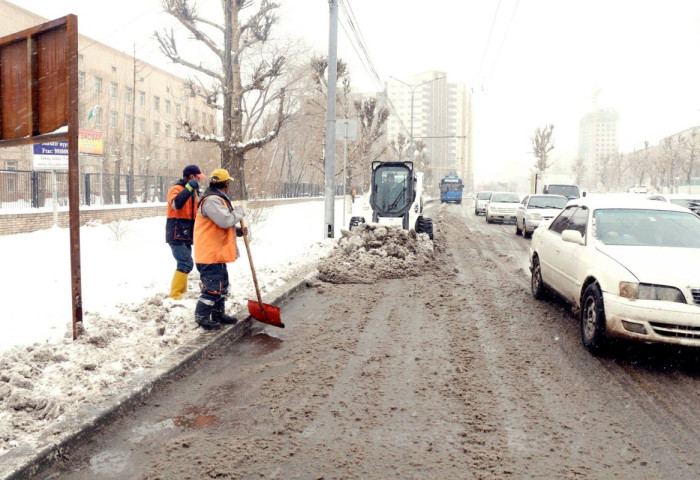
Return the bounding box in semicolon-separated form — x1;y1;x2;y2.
0;170;330;210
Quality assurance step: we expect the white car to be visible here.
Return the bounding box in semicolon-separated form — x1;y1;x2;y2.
529;196;700;355
474;191;492;215
486;192;520;224
515;194;568;238
647;193;700;215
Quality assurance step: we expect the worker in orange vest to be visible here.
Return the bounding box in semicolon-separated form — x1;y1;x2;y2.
193;168;247;330
165;164;205;299
351;187;357;203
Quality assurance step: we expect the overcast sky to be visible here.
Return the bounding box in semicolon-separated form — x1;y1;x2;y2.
18;0;700;185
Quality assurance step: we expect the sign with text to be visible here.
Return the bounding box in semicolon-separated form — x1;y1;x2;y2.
79;128;103;155
32;141;69;170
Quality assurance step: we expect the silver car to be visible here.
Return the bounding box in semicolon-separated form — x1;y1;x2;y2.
515;194;568;238
474;191;492;215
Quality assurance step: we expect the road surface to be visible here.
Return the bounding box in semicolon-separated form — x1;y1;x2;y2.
36;201;700;479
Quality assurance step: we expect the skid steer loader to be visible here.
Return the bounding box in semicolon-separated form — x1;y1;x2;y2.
349;161;433;239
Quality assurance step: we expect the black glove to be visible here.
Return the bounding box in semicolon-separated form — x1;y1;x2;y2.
185;179;199;192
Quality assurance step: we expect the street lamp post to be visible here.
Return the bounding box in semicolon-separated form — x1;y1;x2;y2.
390;75;446;161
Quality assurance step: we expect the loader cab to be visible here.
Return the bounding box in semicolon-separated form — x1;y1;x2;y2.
370;161;416;228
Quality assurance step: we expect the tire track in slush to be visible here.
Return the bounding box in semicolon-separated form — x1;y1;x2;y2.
443;204;700;479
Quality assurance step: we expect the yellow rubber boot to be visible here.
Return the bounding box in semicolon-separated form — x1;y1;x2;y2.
170;271;188;300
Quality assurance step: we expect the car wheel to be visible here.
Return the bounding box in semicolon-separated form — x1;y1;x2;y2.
580;283;610;355
523;220;531;238
515;220;522;235
486;213;492;223
531;256;546;300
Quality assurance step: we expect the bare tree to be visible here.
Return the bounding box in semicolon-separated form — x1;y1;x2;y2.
681;130;698;193
531;125;555;171
348;97;389;192
156;0;288;200
572;156;586;187
661;136;684;193
389;133;408;160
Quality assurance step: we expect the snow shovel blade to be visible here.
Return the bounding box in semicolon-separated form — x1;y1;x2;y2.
247;299;284;328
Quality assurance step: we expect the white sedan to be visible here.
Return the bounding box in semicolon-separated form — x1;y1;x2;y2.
515;194;568;238
529;196;700;355
485;192;520;224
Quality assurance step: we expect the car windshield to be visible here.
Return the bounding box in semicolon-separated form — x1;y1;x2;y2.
490;193;519;203
669;198;700;214
547;185;579;197
593;208;700;247
477;192;492;200
528;196;568;209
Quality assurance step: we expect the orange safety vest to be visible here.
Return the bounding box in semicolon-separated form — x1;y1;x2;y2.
166;184;198;220
193;194;238;264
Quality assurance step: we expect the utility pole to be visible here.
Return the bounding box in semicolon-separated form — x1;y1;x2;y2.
324;0;338;239
390;75;445;162
129;43;137;204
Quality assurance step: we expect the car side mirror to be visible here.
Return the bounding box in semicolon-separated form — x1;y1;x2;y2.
562;229;585;245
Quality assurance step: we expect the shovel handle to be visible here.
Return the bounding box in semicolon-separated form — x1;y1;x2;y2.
240;218;264;310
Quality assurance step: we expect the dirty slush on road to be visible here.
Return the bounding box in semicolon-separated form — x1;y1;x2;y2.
42;206;690;479
130;211;528;479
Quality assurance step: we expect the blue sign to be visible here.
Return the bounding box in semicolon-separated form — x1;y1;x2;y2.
32;141;69;170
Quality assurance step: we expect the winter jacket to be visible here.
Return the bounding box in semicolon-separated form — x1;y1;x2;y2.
193;187;244;264
165;180;199;245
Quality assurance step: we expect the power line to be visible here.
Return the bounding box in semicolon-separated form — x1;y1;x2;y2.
476;0;503;82
337;0;409;136
486;0;520;82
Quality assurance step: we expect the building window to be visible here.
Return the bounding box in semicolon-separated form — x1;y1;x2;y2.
110;81;118;99
193;109;199;124
79;104;85;121
138;90;145;107
111;66;117;73
96;109;103;126
154;96;160;111
153;121;160;136
137;118;145;133
124;115;132;130
78;54;84;62
93;76;102;94
164;124;171;137
125;87;133;104
175;103;181;116
4;161;17;194
78;71;85;90
165;100;171;114
110;111;118;128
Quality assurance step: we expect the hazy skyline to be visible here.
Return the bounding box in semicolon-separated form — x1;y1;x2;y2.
16;0;700;186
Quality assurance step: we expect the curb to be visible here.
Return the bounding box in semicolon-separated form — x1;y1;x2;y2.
0;269;317;480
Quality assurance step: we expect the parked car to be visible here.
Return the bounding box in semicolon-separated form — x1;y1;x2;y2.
627;185;648;194
646;193;700;215
515;194;568;238
529;196;700;355
485;192;520;223
474;191;492;215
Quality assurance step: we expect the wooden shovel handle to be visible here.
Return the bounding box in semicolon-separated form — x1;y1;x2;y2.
240;218;264;309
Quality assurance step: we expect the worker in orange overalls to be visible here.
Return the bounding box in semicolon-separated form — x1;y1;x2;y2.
165;164;205;299
193;168;247;330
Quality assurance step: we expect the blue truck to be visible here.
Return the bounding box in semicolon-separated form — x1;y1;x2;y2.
439;174;464;204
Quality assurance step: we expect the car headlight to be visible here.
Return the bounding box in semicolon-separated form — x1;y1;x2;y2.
527;212;543;220
619;282;686;303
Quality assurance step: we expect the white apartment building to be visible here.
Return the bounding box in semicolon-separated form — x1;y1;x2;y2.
0;0;219;178
386;71;470;191
578;108;619;190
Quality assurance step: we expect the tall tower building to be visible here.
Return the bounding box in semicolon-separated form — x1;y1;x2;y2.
578;108;619;190
386;71;469;192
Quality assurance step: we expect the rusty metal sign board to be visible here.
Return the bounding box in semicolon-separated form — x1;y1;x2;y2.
0;15;82;339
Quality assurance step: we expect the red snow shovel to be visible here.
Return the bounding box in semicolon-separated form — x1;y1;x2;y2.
240;218;284;328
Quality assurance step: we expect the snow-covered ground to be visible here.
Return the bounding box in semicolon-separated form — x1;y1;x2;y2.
0;197;361;455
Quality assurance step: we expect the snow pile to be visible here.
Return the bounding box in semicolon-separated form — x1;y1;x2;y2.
317;224;434;284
